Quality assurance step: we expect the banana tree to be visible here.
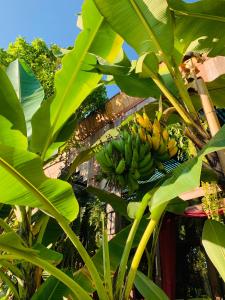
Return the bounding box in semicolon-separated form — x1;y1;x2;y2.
92;0;225;170
0;0;225;300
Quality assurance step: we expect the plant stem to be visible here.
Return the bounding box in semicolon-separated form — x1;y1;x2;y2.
123;217;159;300
102;213;113;300
0;247;91;300
115;192;151;300
57;215;109;300
172;65;198;118
151;73;193;125
146;68;208;140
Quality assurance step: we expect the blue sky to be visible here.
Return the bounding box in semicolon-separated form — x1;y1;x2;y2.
0;0;195;97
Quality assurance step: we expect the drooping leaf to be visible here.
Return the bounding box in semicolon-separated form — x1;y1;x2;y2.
134;270;169;300
33;244;63;265
87;186;128;218
0;67;26;135
0;144;78;221
6;59;44;137
94;0;173;57
168;0;225;62
0;232;37;254
31;0;123;158
150;125;225;217
202;220;225;281
31;272;72;300
0;116;28;149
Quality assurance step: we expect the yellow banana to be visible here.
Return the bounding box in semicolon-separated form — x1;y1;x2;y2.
152;119;161;135
146;134;152;149
162;128;169;141
143;112;153;132
169;146;178;158
152;133;161;151
138;126;146;142
135;113;146;128
167;139;177;150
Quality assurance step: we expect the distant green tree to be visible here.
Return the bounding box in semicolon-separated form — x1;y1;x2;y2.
0;37;108;116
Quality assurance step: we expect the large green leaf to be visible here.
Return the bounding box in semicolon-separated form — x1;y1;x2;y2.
0;232;37;255
134;271;169;300
33;244;63;265
94;0;173;57
168;0;225;62
0;116;27;150
0;144;78;221
31;273;72;300
0;67;26;135
202;220;225;282
150;125;225;217
6;59;44;137
31;0;122;158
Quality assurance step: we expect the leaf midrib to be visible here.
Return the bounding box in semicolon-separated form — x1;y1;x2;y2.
41;15;104;159
0;156;58;217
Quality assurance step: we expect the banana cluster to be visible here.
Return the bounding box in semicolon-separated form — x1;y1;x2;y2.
134;112;178;162
96;129;154;192
95;112;178;192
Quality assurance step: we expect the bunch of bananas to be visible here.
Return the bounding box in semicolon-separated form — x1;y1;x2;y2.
95;111;178;193
134;112;178;162
95;128;154;192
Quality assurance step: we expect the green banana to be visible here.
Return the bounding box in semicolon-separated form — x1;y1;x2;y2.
96;150;111;167
112;139;124;154
130;169;140;180
135;134;141;152
139;143;147;160
115;159;126;174
157;151;170;162
139;158;154;175
125;136;132;163
139;152;152;169
139;168;154;181
121;129;129;141
105;142;113;156
131;148;139;169
103;149;114;167
128;172;139;192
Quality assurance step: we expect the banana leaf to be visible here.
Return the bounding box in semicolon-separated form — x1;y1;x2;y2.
0;144;78;222
202;220;225;282
134;270;169;300
31;0;123;158
0;67;26;135
6;59;44;137
168;0;225;62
